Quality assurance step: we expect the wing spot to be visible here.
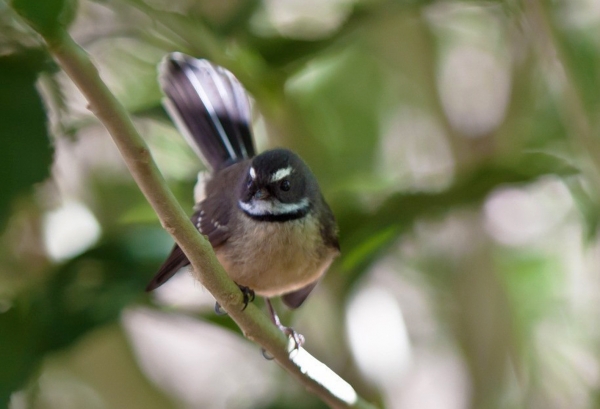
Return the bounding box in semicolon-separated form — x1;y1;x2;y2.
196;209;205;231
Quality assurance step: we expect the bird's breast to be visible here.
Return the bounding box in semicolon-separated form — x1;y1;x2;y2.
214;213;337;297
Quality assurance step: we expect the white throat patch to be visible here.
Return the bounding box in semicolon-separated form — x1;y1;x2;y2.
270;166;293;183
239;197;309;216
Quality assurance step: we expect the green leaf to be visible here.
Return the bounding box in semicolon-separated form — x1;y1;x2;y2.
0;50;54;232
0;304;37;408
342;225;397;272
556;27;600;115
10;0;77;39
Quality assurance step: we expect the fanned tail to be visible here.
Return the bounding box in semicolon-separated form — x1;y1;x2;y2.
158;52;255;171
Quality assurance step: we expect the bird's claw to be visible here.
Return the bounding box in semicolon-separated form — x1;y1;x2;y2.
261;348;274;360
280;325;305;351
260;326;304;361
213;285;255;315
238;285;255;311
214;302;227;315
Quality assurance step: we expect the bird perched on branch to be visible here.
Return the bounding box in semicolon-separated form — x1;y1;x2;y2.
146;53;339;345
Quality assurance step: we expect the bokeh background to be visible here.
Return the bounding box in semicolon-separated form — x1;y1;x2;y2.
2;0;600;408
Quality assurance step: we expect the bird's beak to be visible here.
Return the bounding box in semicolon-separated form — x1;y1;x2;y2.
253;188;270;200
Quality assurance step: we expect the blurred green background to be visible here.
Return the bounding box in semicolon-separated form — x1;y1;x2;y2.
2;0;600;408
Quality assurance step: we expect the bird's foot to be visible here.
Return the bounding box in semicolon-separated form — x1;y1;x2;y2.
264;298;305;357
279;324;305;350
238;285;255;311
213;285;255;315
261;323;305;361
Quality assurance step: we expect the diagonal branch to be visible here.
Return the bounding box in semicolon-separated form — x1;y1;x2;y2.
38;29;377;409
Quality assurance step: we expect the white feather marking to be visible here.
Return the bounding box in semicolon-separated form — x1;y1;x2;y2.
196;210;205;229
239;198;309;216
181;59;237;159
270;166;293;183
249;167;256;180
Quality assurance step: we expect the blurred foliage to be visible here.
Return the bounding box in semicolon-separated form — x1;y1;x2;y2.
2;0;600;408
0;235;154;405
10;0;77;38
0;50;54;232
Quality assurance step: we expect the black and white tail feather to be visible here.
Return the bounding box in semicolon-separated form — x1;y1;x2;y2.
146;53;255;292
158;53;255;170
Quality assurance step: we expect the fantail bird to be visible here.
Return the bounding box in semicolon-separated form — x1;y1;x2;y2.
146;53;339;340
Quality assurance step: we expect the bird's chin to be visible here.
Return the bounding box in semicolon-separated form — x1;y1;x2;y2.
239;198;276;216
239;197;310;217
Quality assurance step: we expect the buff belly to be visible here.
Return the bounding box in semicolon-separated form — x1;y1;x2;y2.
213;214;338;297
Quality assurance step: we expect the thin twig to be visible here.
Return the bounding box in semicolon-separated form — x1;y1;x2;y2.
37;28;376;409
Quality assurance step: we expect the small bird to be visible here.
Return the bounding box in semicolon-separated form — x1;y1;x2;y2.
146;53;339;342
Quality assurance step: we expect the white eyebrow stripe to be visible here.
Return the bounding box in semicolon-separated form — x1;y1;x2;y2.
249;167;256;180
270;166;293;183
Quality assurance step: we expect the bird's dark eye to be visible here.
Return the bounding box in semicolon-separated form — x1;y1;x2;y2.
280;179;291;191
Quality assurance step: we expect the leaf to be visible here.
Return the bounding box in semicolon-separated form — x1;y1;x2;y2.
0;304;37;408
10;0;77;39
0;50;54;232
341;226;397;272
555;26;600;115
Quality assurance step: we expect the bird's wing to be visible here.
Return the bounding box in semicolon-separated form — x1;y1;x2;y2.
281;281;319;309
145;197;232;292
192;196;232;248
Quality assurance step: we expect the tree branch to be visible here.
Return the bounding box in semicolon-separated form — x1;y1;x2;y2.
39;28;377;409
